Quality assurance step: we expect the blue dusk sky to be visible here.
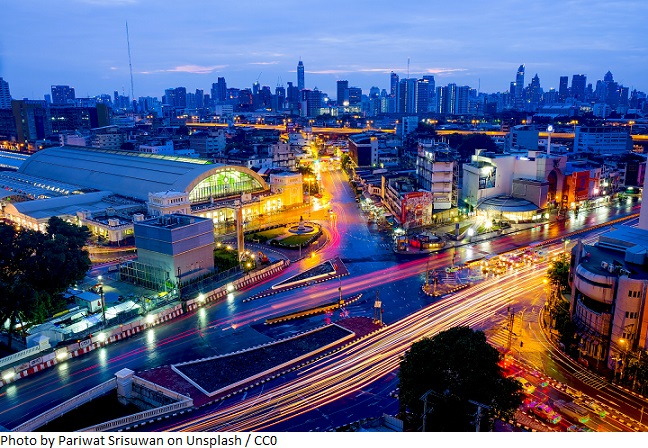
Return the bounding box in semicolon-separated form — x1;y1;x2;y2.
1;0;646;100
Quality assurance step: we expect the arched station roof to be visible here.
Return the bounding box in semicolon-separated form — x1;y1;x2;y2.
17;146;268;202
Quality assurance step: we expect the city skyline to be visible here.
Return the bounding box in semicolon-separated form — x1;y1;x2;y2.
1;0;647;100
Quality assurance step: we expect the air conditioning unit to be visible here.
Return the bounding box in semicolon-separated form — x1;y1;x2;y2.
601;261;609;270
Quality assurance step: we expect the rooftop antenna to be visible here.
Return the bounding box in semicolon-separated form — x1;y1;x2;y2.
407;57;410;79
126;21;135;100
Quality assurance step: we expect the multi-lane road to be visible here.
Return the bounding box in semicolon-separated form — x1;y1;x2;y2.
0;168;644;431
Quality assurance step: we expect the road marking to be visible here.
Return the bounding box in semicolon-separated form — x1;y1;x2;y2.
573;370;608;390
595;394;620;407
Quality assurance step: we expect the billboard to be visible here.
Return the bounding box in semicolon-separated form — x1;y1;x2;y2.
400;191;434;229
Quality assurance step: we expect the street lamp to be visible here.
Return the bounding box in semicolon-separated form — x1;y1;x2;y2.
563;238;571;256
546;124;554;156
569;119;578;134
629;120;635;134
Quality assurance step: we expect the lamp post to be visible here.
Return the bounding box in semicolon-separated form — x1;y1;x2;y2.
546;124;554;156
98;276;106;327
563;238;571;256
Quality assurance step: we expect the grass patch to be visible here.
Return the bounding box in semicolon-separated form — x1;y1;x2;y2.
245;227;286;243
279;234;315;246
214;248;240;271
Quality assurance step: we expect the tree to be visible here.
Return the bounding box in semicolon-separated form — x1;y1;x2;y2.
341;154;351;171
446;133;498;162
547;255;570;291
398;326;521;431
0;217;91;348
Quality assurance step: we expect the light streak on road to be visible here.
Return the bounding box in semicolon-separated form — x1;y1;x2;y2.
166;228;628;431
166;254;563;430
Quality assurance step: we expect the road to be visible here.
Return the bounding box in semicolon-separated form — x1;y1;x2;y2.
0;168;643;430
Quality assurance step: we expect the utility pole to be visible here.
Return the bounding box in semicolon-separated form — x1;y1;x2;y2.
507;306;515;351
338;275;343;306
373;290;382;325
468;400;491;432
99;286;106;327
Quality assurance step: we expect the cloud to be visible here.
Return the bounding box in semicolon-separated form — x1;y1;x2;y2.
248;61;279;66
423;68;468;75
167;64;226;74
139;64;227;75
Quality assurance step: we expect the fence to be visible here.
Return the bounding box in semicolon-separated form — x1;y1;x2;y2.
0;344;48;370
13;378;117;431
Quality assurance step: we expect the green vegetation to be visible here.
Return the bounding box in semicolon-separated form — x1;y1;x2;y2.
341;154;351;171
277;234;314;247
245;227;286;243
547;254;570;291
446;133;498;162
213;247;240;272
398;326;521;431
0;217;91;348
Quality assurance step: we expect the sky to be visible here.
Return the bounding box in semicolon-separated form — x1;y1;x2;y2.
1;0;647;101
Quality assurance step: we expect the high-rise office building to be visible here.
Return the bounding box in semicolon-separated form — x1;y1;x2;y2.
514;65;525;109
416;78;430;113
571;74;587;101
211;77;227;104
436;85;449;114
297;60;305;90
12;100;52;143
558;76;569;102
347;87;362;105
390;72;399;97
164;87;187;108
337;80;349;105
51;85;76;105
0;77;11;109
195;89;204;108
286;81;299;109
398;78;417;114
454;85;470;115
422;75;435;110
528;74;542;110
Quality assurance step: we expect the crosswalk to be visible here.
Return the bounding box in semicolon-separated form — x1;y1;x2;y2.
573;369;609;390
487;328;514;349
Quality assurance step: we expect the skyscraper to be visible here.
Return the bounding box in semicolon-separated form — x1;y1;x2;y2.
297;60;305;90
0;77;11;109
390;72;399;95
571;74;587;101
51;85;76;105
337;80;349;105
514;65;525;109
558;76;569;102
398;78;417;114
436;85;448;114
416;78;430;113
347;87;362;105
